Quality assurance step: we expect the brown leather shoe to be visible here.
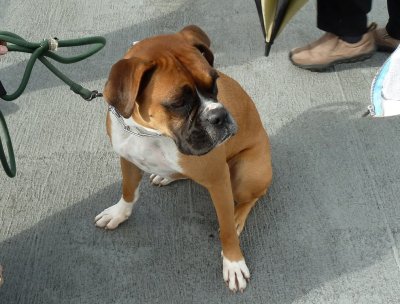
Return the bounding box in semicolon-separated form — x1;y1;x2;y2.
290;24;377;71
374;27;400;52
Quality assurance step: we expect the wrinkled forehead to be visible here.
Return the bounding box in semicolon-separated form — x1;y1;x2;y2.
125;34;216;91
153;59;217;96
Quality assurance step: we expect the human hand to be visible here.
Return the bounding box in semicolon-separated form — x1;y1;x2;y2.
0;41;8;55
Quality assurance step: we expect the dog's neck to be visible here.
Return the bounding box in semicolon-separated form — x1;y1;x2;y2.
108;106;162;138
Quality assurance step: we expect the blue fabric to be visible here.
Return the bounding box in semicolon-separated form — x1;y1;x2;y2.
371;57;392;116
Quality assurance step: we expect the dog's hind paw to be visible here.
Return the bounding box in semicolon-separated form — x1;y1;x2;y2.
95;198;134;230
222;253;250;293
149;174;174;186
150;174;187;186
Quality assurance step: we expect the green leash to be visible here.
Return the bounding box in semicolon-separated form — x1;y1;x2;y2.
0;31;106;177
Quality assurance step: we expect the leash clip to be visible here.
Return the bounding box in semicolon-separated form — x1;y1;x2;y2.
84;90;103;101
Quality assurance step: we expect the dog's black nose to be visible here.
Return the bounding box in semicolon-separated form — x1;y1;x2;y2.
208;108;228;126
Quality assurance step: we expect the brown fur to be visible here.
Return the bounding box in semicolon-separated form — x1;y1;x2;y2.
104;26;272;264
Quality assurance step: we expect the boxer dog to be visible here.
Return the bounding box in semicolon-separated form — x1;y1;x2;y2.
95;25;272;292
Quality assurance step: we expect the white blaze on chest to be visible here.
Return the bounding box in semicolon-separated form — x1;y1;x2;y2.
109;112;182;177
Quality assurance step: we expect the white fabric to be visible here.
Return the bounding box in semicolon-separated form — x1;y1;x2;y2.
382;99;400;117
370;45;400;117
382;47;400;101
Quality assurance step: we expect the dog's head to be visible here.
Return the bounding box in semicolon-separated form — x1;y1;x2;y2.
104;25;237;156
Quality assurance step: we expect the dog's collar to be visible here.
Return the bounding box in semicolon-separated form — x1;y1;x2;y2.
108;106;162;138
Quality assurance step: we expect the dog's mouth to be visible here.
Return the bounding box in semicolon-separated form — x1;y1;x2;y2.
219;130;235;145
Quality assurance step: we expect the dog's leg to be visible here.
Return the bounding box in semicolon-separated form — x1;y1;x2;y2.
206;164;250;292
234;199;259;236
230;144;272;236
95;157;142;229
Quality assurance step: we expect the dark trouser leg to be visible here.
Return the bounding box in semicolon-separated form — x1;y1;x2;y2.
386;0;400;39
317;0;372;36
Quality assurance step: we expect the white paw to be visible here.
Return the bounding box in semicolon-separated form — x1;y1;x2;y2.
222;253;250;293
95;197;134;230
149;174;174;186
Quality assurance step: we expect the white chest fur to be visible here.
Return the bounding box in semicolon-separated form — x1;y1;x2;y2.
109;109;182;177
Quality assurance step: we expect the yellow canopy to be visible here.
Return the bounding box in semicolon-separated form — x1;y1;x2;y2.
255;0;308;56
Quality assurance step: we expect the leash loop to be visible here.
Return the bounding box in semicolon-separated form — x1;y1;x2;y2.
0;110;16;177
0;31;106;101
0;31;106;177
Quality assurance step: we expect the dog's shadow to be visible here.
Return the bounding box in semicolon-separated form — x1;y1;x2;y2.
2;102;400;303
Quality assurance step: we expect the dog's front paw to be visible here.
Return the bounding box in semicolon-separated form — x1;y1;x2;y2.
95;198;134;230
222;253;250;293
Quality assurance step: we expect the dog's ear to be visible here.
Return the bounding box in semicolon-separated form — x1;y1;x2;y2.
104;58;156;118
180;25;214;66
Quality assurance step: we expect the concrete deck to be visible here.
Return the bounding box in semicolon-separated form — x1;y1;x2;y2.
1;0;400;303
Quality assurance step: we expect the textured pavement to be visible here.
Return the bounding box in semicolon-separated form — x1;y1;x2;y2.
1;0;400;303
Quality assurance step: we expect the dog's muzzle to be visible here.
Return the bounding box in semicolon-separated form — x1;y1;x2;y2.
174;102;237;156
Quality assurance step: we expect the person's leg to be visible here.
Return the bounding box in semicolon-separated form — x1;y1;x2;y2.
317;0;372;37
386;0;400;39
374;0;400;52
289;0;375;71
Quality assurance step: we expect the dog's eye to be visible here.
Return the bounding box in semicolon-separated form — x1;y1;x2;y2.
163;85;197;113
163;96;192;112
170;99;186;109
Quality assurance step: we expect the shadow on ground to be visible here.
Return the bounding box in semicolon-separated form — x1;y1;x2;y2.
1;102;399;303
0;0;265;106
